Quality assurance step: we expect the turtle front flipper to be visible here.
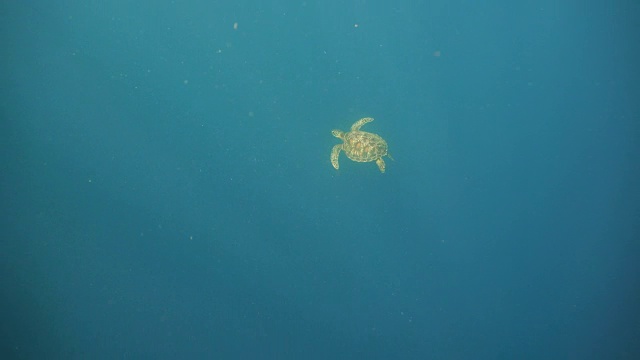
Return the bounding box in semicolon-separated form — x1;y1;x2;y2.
376;158;386;173
350;117;374;131
331;144;343;170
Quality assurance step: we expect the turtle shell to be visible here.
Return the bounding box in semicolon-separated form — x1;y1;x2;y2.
342;131;388;162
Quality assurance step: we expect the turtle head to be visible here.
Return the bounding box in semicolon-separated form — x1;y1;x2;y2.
331;129;344;139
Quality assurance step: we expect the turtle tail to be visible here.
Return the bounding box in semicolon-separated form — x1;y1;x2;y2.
387;152;395;161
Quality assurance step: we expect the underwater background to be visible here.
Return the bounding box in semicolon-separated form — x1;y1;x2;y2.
1;1;639;359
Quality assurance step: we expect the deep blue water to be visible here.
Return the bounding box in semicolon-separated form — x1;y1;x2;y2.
2;1;639;359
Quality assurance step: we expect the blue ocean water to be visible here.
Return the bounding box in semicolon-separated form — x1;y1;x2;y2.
1;1;638;359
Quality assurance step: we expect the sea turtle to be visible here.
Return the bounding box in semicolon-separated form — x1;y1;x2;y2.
331;117;391;173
